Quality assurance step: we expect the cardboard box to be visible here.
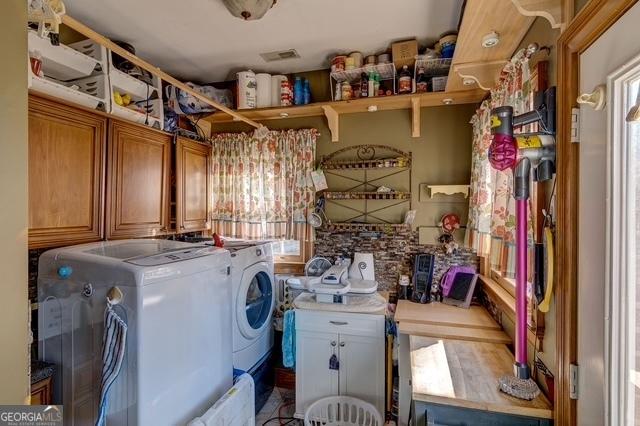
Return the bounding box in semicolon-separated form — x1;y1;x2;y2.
392;39;418;69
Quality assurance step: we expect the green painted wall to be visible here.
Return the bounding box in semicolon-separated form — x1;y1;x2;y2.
0;0;30;404
212;103;477;233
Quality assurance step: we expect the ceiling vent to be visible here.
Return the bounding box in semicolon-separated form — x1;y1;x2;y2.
260;49;301;62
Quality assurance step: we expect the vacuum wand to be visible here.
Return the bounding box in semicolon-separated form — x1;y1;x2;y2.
488;87;556;400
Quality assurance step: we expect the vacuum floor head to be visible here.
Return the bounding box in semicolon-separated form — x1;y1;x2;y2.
498;375;541;401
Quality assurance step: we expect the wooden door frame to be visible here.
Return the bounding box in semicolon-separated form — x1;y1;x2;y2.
556;0;638;424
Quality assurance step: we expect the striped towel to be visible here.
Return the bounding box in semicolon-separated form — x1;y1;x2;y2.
95;304;128;426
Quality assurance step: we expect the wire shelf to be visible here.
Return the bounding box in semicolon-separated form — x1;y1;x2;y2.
330;62;396;84
414;57;452;76
324;191;411;200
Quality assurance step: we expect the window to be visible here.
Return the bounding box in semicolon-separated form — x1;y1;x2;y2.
607;57;640;426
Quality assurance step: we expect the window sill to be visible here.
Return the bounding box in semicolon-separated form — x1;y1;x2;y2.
478;274;538;347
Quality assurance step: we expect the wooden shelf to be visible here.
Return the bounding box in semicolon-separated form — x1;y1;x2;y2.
325;191;411;200
445;0;536;92
204;89;485;142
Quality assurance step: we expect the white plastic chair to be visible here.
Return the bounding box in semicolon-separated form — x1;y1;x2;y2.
304;396;382;426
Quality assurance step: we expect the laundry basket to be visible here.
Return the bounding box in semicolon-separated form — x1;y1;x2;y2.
304;396;382;426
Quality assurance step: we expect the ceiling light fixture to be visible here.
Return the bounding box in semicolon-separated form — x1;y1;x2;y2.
481;31;500;48
221;0;277;21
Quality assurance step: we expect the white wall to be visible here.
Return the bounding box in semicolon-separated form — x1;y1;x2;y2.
0;0;30;403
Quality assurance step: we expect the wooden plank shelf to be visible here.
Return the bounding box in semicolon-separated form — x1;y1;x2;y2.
203;89;486;124
324;191;411;200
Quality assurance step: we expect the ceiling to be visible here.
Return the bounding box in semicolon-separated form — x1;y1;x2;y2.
63;0;463;82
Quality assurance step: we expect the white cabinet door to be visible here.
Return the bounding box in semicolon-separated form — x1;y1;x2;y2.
338;333;385;417
295;330;339;416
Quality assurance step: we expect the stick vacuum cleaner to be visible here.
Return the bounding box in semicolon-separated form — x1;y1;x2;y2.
489;87;556;400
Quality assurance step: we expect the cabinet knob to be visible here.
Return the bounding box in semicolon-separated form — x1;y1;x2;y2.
331;341;337;347
340;342;346;347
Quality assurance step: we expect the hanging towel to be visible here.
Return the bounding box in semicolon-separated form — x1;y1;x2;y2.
95;304;128;426
282;310;295;368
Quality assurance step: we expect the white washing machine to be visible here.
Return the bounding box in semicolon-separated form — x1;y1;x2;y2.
38;240;233;426
224;239;275;373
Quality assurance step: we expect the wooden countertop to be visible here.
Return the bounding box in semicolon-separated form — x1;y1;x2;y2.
410;336;553;419
395;300;501;330
394;300;510;344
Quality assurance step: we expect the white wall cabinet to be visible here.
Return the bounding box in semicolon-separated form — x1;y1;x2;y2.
295;309;385;418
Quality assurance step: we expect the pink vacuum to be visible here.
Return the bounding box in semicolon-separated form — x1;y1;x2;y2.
489;87;556;400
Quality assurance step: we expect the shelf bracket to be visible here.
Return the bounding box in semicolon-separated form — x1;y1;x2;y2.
453;61;508;91
322;105;340;142
510;0;563;30
411;97;421;138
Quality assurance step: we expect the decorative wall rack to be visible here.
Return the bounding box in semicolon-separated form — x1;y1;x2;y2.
319;144;412;229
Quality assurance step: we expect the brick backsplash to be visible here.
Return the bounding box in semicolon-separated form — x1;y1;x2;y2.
313;227;479;292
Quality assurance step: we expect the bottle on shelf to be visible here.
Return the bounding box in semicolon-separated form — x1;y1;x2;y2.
398;65;412;94
368;71;375;98
334;80;342;101
360;72;369;98
341;81;352;101
373;73;380;97
293;76;304;105
416;66;428;93
303;79;311;104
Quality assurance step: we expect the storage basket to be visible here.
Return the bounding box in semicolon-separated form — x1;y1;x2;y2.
304;396;382;426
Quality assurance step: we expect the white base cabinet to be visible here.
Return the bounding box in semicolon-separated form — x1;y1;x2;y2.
294;309;385;418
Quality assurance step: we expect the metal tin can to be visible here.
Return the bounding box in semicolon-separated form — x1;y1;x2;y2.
331;55;346;72
345;57;356;71
349;51;363;68
377;53;391;64
365;55;376;65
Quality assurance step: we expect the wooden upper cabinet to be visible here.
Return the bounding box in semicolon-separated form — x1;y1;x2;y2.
28;95;106;249
106;120;171;239
175;137;211;233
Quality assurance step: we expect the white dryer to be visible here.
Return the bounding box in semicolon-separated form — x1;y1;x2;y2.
224;240;275;372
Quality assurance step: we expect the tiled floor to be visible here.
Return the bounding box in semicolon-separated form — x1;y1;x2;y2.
255;387;301;426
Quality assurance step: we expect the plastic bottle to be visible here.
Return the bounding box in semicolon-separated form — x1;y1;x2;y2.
303;79;311;104
398;65;412;94
368;71;375;97
293;76;304;105
373;73;380;97
360;72;369;98
334;81;342;101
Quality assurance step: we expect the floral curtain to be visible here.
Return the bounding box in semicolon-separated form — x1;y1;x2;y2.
210;128;317;241
465;50;535;280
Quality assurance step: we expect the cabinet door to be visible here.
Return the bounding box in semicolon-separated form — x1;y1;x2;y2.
28;96;106;248
106;120;171;239
176;137;210;233
295;330;339;417
338;333;386;417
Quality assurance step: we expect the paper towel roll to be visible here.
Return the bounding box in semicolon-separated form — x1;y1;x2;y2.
236;70;256;109
256;73;272;108
270;75;286;107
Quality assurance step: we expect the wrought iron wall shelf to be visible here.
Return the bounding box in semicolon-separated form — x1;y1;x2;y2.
319;144;412;227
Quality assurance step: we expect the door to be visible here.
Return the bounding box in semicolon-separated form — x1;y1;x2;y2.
338;333;385;417
106;120;171;239
295;330;339;416
28;95;106;248
176;137;211;233
577;3;640;425
236;262;274;345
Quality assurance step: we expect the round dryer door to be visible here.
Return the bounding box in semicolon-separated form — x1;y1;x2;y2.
237;262;274;339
